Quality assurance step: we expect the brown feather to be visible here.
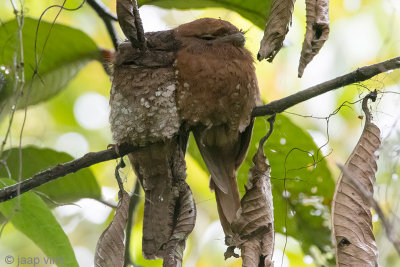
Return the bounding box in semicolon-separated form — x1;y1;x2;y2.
174;18;261;234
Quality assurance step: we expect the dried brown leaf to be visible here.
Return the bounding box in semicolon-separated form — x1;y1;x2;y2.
331;96;380;267
116;0;146;49
298;0;330;77
258;0;295;62
95;190;130;267
226;144;275;267
163;183;196;267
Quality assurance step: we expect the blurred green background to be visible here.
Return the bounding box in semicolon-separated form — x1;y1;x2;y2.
0;0;399;266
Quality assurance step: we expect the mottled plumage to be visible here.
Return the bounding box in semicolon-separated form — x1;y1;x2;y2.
109;18;260;260
110;53;187;259
110;66;179;146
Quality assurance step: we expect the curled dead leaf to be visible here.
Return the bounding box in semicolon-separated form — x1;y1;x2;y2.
95;190;130;267
116;0;146;50
258;0;296;62
298;0;330;77
331;93;380;266
163;183;196;267
226;117;275;267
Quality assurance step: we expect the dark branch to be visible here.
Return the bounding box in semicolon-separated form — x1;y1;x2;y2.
0;57;399;203
0;143;137;203
87;0;119;49
252;56;400;117
87;0;118;21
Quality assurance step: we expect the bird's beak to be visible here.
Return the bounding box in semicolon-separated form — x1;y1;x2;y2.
216;32;246;47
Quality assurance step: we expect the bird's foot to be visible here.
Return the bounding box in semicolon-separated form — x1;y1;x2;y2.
107;143;121;156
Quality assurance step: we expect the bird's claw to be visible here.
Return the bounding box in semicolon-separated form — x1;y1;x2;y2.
107;143;121;157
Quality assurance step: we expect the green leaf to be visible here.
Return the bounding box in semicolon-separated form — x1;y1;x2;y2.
0;146;101;203
188;115;335;256
0;17;100;118
187;133;207;172
138;0;271;29
0;178;79;267
241;116;334;256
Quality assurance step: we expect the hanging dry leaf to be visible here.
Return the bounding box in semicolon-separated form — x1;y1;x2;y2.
95;190;130;267
298;0;330;77
331;94;380;266
163;183;196;267
116;0;146;49
226;123;275;267
258;0;295;62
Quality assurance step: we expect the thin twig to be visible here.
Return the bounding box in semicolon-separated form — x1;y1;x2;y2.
18;0;71;196
0;1;25;157
87;0;119;49
252;56;400;117
96;198;118;209
361;89;377;124
87;0;117;21
338;163;400;256
8;0;25;198
258;114;276;150
115;158;126;193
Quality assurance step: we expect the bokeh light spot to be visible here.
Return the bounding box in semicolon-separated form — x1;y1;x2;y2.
74;92;110;130
55;132;89;157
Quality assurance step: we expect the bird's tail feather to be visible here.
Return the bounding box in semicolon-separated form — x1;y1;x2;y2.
128;140;186;259
211;177;240;235
193;127;242;234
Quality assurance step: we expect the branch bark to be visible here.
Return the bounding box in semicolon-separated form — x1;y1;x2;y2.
0;56;399;203
252;56;400;117
0;143;137;203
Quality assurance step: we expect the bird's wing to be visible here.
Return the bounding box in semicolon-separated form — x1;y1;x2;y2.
235;118;255;170
193;122;254;229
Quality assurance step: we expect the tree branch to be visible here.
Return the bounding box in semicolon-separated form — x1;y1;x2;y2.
252;56;400;117
87;0;119;49
0;56;399;203
0;143;137;203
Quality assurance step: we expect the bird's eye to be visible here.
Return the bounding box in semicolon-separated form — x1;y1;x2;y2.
200;35;215;40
